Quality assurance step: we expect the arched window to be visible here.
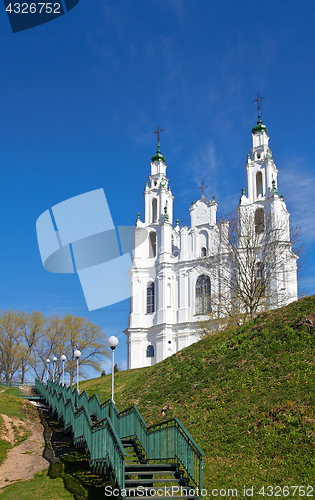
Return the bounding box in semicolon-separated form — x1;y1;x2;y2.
146;345;154;358
255;208;264;234
149;231;157;258
171;234;179;257
152;198;157;223
147;282;155;314
256;171;263;198
199;231;208;256
255;261;265;296
196;275;211;315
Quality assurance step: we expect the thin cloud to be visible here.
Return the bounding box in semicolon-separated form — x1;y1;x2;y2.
280;163;315;243
180;141;219;199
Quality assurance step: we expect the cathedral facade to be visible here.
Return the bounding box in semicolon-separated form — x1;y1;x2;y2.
124;114;298;369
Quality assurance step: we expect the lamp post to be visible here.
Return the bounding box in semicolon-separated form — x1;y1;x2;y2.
46;359;50;382
52;356;57;382
60;355;67;386
107;336;119;403
74;350;81;393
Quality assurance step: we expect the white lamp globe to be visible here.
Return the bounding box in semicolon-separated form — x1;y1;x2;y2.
46;358;50;363
107;336;119;350
60;355;67;362
53;356;57;362
74;350;81;359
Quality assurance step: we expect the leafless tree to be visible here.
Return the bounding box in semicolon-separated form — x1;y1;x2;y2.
0;310;25;382
199;206;301;335
0;311;109;384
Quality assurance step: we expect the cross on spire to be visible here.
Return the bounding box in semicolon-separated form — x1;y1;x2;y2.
153;125;164;144
198;181;208;197
252;93;265;112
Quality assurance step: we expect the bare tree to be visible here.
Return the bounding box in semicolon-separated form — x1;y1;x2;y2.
199;206;300;335
58;315;109;385
29;314;109;384
0;310;25;382
31;314;65;381
20;311;46;383
0;310;109;384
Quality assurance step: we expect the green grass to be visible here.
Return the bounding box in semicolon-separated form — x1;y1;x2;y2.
79;295;315;493
1;296;315;498
0;393;35;464
0;392;26;420
0;448;110;500
0;470;74;500
0;414;11;466
0;386;20;396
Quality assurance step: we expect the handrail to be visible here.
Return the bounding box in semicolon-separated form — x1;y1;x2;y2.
35;380;126;491
148;417;204;457
35;379;204;490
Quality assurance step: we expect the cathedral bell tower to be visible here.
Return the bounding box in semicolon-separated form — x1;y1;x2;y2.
144;130;174;226
244;111;279;204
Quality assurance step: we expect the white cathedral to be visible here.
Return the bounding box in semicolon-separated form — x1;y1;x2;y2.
124;113;298;369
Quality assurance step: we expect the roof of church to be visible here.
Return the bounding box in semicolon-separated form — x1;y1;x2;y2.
252;112;268;134
151;143;166;163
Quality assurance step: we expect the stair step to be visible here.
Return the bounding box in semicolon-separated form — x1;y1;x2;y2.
125;462;146;464
126;464;179;471
125;470;179;476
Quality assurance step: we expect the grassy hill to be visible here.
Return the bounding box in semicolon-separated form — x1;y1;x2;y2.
80;295;315;493
0;392;31;465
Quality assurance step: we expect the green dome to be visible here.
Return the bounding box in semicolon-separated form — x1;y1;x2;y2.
151;143;166;162
252;112;268;134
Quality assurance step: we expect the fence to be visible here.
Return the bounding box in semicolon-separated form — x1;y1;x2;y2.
35;379;204;492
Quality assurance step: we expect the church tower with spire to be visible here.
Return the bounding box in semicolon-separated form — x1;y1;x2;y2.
125;132;223;369
239;104;298;310
125;111;298;370
244;112;278;204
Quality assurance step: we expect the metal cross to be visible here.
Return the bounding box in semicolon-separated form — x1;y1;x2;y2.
252;93;265;112
153;125;164;143
198;181;208;197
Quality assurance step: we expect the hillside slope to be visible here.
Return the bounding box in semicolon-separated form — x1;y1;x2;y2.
81;295;315;493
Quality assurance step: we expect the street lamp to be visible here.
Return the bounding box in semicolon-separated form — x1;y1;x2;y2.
107;336;119;403
46;359;50;382
60;355;67;386
52;356;57;382
74;350;81;393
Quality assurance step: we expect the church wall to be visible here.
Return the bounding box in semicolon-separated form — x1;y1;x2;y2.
125;117;298;370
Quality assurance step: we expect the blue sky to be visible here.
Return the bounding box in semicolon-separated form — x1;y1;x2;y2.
0;0;314;377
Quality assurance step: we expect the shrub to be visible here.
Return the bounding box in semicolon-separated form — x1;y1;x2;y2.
48;460;64;479
63;473;88;500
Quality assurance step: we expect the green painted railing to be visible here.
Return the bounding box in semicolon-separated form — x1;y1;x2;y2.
35;379;204;491
0;382;41;399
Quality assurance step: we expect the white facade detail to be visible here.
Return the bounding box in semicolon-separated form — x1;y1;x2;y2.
125;118;298;369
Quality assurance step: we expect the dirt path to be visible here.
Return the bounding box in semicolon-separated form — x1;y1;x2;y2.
0;415;16;445
0;403;49;490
